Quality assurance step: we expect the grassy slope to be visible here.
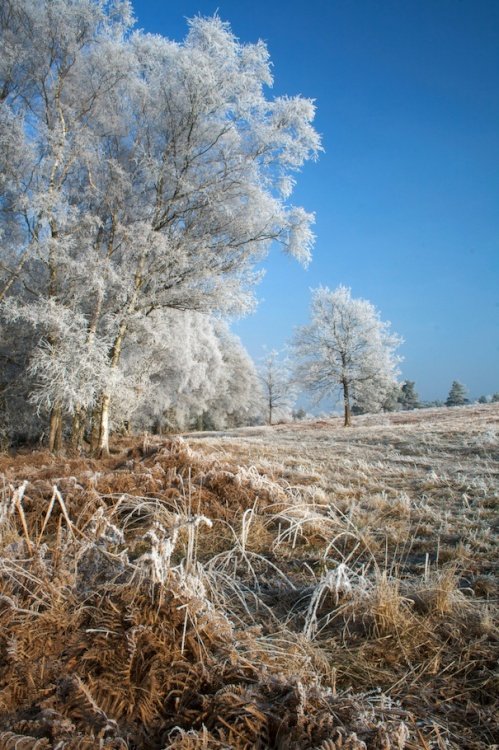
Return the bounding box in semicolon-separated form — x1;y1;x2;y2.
0;405;497;749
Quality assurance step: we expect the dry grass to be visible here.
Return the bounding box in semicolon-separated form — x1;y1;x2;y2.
0;405;497;748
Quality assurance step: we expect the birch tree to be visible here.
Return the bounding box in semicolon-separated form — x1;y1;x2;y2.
258;349;295;425
88;16;320;454
0;0;134;449
0;6;320;453
292;286;402;426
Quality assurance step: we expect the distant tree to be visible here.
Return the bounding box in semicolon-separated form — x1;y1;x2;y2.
491;393;499;403
382;384;403;412
351;382;401;415
259;350;295;425
446;381;468;407
398;380;420;410
292;407;307;421
477;395;489;404
292;286;402;426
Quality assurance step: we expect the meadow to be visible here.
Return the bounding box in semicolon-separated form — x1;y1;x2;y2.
0;405;497;749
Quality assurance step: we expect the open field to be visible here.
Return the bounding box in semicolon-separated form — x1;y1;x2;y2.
0;405;497;748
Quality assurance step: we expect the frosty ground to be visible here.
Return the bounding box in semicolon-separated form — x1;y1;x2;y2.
0;405;497;749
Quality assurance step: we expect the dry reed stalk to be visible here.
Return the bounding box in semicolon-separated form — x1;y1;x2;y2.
12;482;33;555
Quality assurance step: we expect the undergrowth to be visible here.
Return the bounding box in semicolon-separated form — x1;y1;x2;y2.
0;405;497;749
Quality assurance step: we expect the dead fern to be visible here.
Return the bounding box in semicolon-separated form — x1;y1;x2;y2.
0;420;497;749
0;733;50;750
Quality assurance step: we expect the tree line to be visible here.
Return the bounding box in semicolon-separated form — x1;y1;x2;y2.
260;293;497;426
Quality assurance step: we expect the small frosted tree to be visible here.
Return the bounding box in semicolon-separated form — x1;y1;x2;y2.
446;381;468;407
292;286;402;426
258;350;296;425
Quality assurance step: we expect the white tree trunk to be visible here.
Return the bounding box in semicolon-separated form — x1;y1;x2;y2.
93;264;143;456
97;394;111;457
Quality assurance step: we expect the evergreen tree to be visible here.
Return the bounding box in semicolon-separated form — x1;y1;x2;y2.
398;381;420;410
446;381;468;407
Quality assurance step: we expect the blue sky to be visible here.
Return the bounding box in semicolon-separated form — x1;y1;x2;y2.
134;0;499;402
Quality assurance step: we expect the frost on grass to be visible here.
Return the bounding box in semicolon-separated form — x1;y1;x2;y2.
0;405;497;748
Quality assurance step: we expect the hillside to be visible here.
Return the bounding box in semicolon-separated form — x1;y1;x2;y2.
0;405;497;749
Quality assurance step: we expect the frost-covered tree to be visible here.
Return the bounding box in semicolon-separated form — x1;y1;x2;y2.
88;17;320;454
0;5;320;452
292;407;307;421
208;324;265;429
292;286;402;426
381;383;403;412
116;311;263;435
446;381;468;407
352;381;401;415
258;350;296;425
2;299;109;450
398;380;420;410
0;0;135;449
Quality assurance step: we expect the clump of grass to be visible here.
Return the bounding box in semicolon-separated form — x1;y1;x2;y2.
363;571;415;638
411;566;465;616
